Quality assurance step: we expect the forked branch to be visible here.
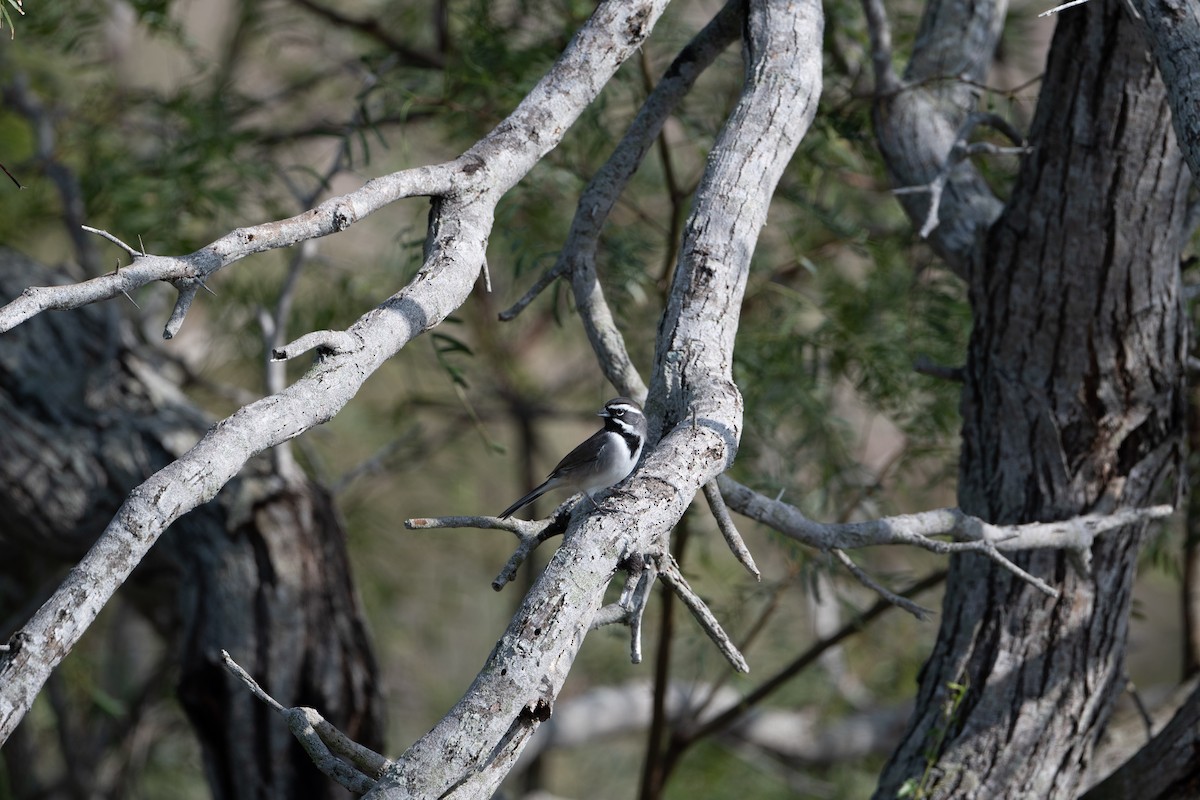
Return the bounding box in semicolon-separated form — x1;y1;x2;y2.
221;650;390;794
719;475;1173;603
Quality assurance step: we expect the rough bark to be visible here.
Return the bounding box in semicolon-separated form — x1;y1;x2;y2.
364;1;823;796
0;0;670;749
0;249;383;799
1134;0;1200;181
875;2;1189;797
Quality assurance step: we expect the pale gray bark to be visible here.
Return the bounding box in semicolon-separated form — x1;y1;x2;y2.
0;0;671;752
3;0;1195;795
364;1;824;795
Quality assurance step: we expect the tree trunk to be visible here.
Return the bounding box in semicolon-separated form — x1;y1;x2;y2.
875;2;1189;797
0;248;383;799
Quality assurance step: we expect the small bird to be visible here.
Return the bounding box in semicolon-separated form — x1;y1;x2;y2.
499;397;647;519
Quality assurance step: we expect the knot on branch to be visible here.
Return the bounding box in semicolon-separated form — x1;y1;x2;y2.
332;204;356;231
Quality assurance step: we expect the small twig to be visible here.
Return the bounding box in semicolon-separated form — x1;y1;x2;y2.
164;282;200;339
895;71;1045;102
479;258;492;293
658;555;749;673
1039;0;1090;16
702;480;760;579
961;142;1030;158
625;560;658;664
1;161;23;189
893;111;1031;238
220;650;389;793
914;354;965;382
591;603;632;628
271;329;361;361
82;225;144;259
405;512;570;590
498;261;568;321
979;541;1060;596
832;548;934;620
893;177;949;239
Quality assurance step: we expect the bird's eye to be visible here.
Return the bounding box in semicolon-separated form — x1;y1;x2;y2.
613;407;624;416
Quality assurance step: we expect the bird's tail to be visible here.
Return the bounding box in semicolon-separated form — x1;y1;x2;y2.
498;480;555;519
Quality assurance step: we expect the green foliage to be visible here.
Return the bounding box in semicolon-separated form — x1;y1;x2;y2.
897;675;970;799
0;0;22;39
0;2;1066;799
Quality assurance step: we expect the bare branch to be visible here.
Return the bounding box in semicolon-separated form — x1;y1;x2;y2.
272;330;362;361
867;0;1010;272
405;512;570;591
832;548;934;620
221;650;388;793
0;162;460;337
0;0;675;750
658;556;749;673
860;0;900;94
717;475;1173;598
82;225;144;258
501;0;744;400
702;480;760;579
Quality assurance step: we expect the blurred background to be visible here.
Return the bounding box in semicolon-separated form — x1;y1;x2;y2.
0;0;1186;797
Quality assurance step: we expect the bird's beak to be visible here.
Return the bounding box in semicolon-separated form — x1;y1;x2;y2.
597;408;611;418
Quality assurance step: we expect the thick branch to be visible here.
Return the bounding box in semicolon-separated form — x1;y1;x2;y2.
365;3;824;796
0;0;671;748
866;0;1009;273
0;164;459;337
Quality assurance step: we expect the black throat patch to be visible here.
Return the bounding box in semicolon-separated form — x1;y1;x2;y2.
607;416;643;459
